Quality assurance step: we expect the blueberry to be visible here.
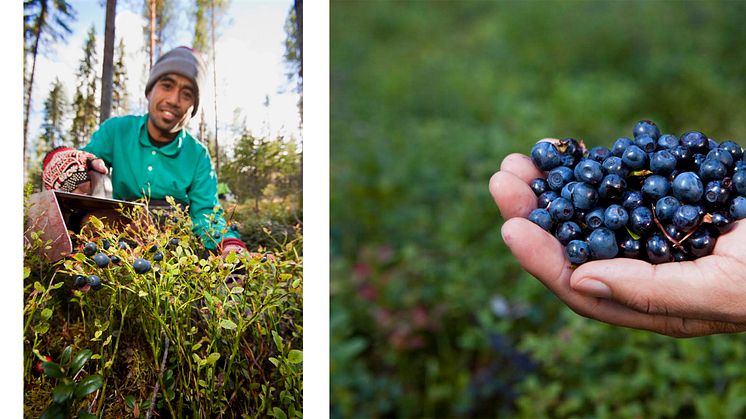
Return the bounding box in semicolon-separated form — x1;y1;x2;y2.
699;158;727;182
719;140;743;162
692;153;707;167
711;211;735;233
603;204;628;230
673;205;702;233
530;178;549;196
706;148;734;169
149;244;158;253
621;190;644;210
588;228;618;260
153;251;164;262
571;182;599;210
730;196;746;220
132;258;152;274
618;235;642;259
261;256;268;263
537;191;560;208
83;242;98;257
561;181;578;201
93;253;110;268
118;241;128;250
73;275;86;288
680;131;709;154
547;197;575;222
573;159;604;185
584;207;605;230
531;142;562;171
628;206;654;236
703;180;731;207
611;137;633;157
672;172;704;203
735;161;746;172
565;240;590;265
555;221;583;245
732;170;746;195
664;223;685;242
547;166;575;190
657;134;680;150
169;237;180;248
87;275;102;291
587;146;610;163
708;138;719;150
102;239;110;250
646;233;673;264
602;156;629;177
670;145;692;165
528;208;553;231
634;134;656;153
641;175;671;202
622;145;647;170
558;138;584;167
688;226;717;258
111;255;121;264
655;196;681;223
633;120;660;140
598;174;626;201
649;150;677;175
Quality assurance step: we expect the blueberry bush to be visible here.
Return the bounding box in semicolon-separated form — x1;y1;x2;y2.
331;1;746;417
24;188;303;418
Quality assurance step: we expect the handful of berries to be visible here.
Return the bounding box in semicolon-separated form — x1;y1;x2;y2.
528;120;746;265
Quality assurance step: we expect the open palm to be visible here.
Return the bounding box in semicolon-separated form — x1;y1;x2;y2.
490;152;746;337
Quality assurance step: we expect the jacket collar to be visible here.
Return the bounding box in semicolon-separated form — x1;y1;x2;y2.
138;114;184;157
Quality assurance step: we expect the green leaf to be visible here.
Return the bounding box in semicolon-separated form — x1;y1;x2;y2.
42;362;64;379
125;395;136;408
288;349;303;364
272;407;288;419
191;342;202;351
60;346;72;366
51;282;64;290
138;291;148;297
73;374;103;399
230;286;244;294
34;281;45;293
206;352;221;365
39;402;66;419
23;267;31;279
87;216;104;230
70;349;93;376
36;323;50;335
272;331;283;351
219;319;237;330
73;253;87;263
625;226;641;240
226;251;237;263
52;382;75;403
41;308;53;320
268;357;279;367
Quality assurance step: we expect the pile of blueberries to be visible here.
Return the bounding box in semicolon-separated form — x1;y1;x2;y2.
527;120;746;265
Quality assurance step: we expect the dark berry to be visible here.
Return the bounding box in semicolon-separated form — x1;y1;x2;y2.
87;275;102;291
602;156;629;178
154;252;164;262
102;239;110;250
598;174;626;201
619;235;642;259
641;175;671;202
611;137;633;157
711;211;735;233
655;196;681;223
588;228;618;260
657;134;679;150
528;208;553;231
547;197;575;222
633;120;660;140
707;148;734;169
118;241;128;250
634;134;656;153
649;150;677;175
530;142;562;171
565;240;590;265
622;145;647;170
584;207;605;230
571;182;599;210
547;166;575;190
111;255;121;264
730;196;746;220
699;158;727;182
672;205;702;233
672;172;704;203
603;205;628;230
530;178;549;196
537;191;560;208
555;221;583;245
732;170;746;195
703;180;731;207
588;146;610;163
132;258;152;274
573;159;604;185
687;226;717;258
561;181;578;201
73;275;86;288
646;234;673;264
621;190;644;210
149;244;158;253
169;237;180;248
680;131;709;154
718;140;743;162
83;242;98;257
93;253;110;268
628;206;654;236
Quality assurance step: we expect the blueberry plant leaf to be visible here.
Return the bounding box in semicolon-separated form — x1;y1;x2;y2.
73;374;103;398
39;402;66;419
219;319;237;330
288;349;303;364
69;349;93;377
52;381;75;403
60;346;72;366
42;362;64;379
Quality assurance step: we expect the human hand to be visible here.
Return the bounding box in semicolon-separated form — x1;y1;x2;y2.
489;149;746;337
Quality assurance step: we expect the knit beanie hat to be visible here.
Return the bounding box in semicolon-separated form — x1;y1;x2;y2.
145;46;206;117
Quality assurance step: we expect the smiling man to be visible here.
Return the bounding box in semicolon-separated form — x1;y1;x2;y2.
42;46;246;255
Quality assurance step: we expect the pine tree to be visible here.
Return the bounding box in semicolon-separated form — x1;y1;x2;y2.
111;38;129;116
39;77;68;151
70;26;100;148
143;0;175;67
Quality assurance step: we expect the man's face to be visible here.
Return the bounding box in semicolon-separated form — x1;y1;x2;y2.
146;73;196;142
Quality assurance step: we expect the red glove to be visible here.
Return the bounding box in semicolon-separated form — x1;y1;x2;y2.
42;147;102;192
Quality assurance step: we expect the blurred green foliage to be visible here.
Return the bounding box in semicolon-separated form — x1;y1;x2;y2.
330;1;746;417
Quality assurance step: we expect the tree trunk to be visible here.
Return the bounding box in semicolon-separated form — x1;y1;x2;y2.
199;108;206;143
211;2;219;174
149;0;156;69
99;0;117;124
24;1;47;177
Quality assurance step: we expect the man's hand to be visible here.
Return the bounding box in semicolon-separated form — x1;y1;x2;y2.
490;151;746;337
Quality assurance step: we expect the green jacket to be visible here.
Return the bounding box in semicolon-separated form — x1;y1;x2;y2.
81;114;240;249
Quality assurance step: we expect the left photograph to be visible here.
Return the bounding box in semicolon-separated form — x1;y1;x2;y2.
23;0;303;417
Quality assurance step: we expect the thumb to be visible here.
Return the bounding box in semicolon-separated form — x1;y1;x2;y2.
89;158;108;175
569;257;746;323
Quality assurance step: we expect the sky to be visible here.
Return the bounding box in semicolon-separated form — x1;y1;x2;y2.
28;0;302;156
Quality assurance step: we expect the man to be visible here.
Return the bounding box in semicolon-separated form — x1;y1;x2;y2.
42;46;246;256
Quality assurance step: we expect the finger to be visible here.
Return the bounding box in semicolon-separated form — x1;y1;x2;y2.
499;153;544;182
489;171;538;219
502;218;746;336
90;158;108;174
570;252;746;324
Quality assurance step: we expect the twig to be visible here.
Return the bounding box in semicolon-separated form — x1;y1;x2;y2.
145;331;170;419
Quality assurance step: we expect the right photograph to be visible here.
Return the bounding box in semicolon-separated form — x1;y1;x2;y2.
330;1;746;418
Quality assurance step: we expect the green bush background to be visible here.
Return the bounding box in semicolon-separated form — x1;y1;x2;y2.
330;1;746;417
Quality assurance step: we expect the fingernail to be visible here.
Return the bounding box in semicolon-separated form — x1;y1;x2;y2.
573;279;612;298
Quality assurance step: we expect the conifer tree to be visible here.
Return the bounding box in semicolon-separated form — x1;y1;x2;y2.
111;38;129;116
39;77;68;151
70;26;100;148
